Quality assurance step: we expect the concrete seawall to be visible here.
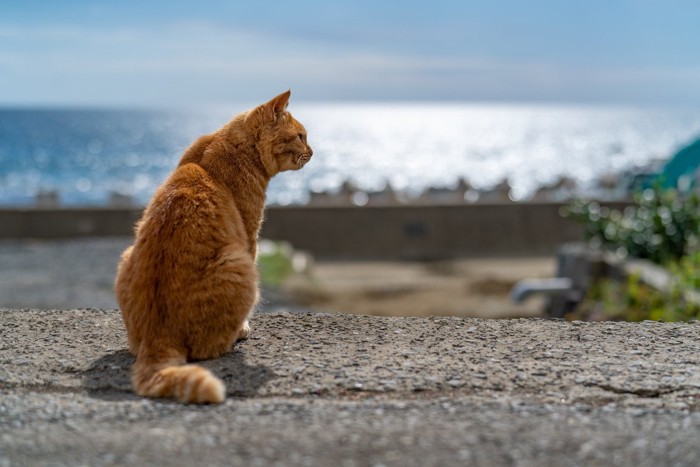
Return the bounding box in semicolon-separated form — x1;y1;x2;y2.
0;207;141;239
2;309;699;466
1;202;630;259
261;203;589;259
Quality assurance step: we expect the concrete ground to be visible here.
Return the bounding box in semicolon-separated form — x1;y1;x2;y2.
0;238;129;310
291;258;553;318
0;238;553;317
2;309;700;466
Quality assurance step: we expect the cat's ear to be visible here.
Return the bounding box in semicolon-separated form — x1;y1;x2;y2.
261;90;291;121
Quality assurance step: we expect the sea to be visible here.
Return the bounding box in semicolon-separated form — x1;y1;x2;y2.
1;103;700;206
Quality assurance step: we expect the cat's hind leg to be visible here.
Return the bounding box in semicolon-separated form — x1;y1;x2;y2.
115;244;142;356
185;246;258;359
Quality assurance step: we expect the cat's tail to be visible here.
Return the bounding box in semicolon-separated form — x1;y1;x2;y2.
132;348;225;404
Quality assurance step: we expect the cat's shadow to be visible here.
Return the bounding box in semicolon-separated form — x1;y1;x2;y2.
83;347;276;401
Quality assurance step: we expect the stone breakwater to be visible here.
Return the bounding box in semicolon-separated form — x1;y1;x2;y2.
2;309;700;466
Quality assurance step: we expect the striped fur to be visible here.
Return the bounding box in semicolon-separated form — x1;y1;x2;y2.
133;358;225;404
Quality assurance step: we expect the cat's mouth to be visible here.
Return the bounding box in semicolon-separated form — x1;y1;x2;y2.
295;153;312;168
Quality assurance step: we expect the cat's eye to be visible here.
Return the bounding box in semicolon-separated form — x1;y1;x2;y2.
298;133;305;142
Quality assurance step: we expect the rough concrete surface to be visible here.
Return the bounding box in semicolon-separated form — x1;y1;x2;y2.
0;238;130;310
0;238;553;317
0;238;298;312
2;309;700;466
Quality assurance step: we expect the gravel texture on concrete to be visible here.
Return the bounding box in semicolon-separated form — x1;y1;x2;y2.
2;309;700;466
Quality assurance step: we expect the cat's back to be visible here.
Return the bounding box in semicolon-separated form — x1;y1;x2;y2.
132;162;244;264
115;161;248;357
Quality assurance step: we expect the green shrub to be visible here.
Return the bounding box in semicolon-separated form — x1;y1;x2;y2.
565;186;700;321
257;244;294;286
565;185;700;265
574;273;700;322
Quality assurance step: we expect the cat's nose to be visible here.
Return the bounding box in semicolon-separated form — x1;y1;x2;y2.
307;147;313;157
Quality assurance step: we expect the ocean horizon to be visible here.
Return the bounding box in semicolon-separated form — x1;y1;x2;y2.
1;102;700;206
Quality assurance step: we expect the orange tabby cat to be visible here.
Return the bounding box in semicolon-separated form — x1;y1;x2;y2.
115;90;312;404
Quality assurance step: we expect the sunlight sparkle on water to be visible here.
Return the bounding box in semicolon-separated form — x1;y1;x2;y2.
0;104;699;205
281;103;700;202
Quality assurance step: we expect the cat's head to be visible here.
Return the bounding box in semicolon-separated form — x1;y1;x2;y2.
250;90;313;175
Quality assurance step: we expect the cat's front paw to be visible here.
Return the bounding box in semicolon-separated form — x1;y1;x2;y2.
237;320;251;341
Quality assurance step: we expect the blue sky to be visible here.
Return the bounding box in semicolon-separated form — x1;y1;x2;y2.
1;0;699;107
